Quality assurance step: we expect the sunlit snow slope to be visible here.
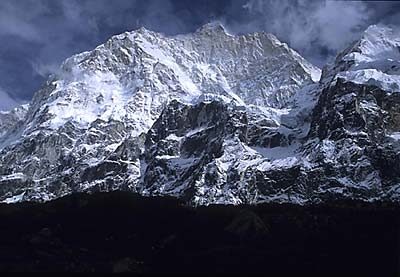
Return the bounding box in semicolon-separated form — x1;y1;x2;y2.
1;23;399;205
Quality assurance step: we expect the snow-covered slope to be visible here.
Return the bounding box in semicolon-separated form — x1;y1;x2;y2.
1;23;399;205
22;23;319;138
323;25;400;90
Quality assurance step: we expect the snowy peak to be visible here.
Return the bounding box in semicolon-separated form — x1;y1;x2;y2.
305;24;400;205
326;25;400;92
355;25;400;59
341;24;400;70
14;23;400;206
21;23;320;139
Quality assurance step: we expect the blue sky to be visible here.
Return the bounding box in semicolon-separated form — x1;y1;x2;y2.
0;0;399;110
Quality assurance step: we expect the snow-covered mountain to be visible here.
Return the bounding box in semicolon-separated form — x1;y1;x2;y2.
0;23;399;205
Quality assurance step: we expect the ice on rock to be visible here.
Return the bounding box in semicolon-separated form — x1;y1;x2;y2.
2;192;26;204
335;25;400;92
4;23;400;205
389;132;400;140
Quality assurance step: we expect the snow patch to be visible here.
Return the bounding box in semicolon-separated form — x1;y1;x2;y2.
0;173;25;182
2;192;26;204
337;69;400;92
251;143;300;161
389;132;400;140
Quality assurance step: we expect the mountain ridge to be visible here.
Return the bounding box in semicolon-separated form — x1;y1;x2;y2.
0;23;399;205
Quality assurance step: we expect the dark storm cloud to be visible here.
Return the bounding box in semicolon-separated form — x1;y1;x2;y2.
0;0;400;110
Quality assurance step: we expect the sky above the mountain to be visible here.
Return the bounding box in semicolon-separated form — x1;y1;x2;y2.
0;0;400;110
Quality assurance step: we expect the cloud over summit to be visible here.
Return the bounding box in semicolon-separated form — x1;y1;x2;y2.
0;0;399;111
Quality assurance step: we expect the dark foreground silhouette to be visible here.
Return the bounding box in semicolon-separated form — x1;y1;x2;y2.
0;191;398;274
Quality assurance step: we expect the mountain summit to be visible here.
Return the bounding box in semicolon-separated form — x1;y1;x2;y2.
0;24;399;205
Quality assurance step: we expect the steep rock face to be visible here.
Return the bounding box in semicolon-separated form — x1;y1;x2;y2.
0;104;29;147
303;25;400;202
219;24;400;205
23;22;318;137
142;100;245;202
0;23;320;204
1;24;400;205
140;98;315;205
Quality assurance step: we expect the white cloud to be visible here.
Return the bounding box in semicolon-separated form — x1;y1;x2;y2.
239;0;372;66
0;88;19;111
30;61;60;78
